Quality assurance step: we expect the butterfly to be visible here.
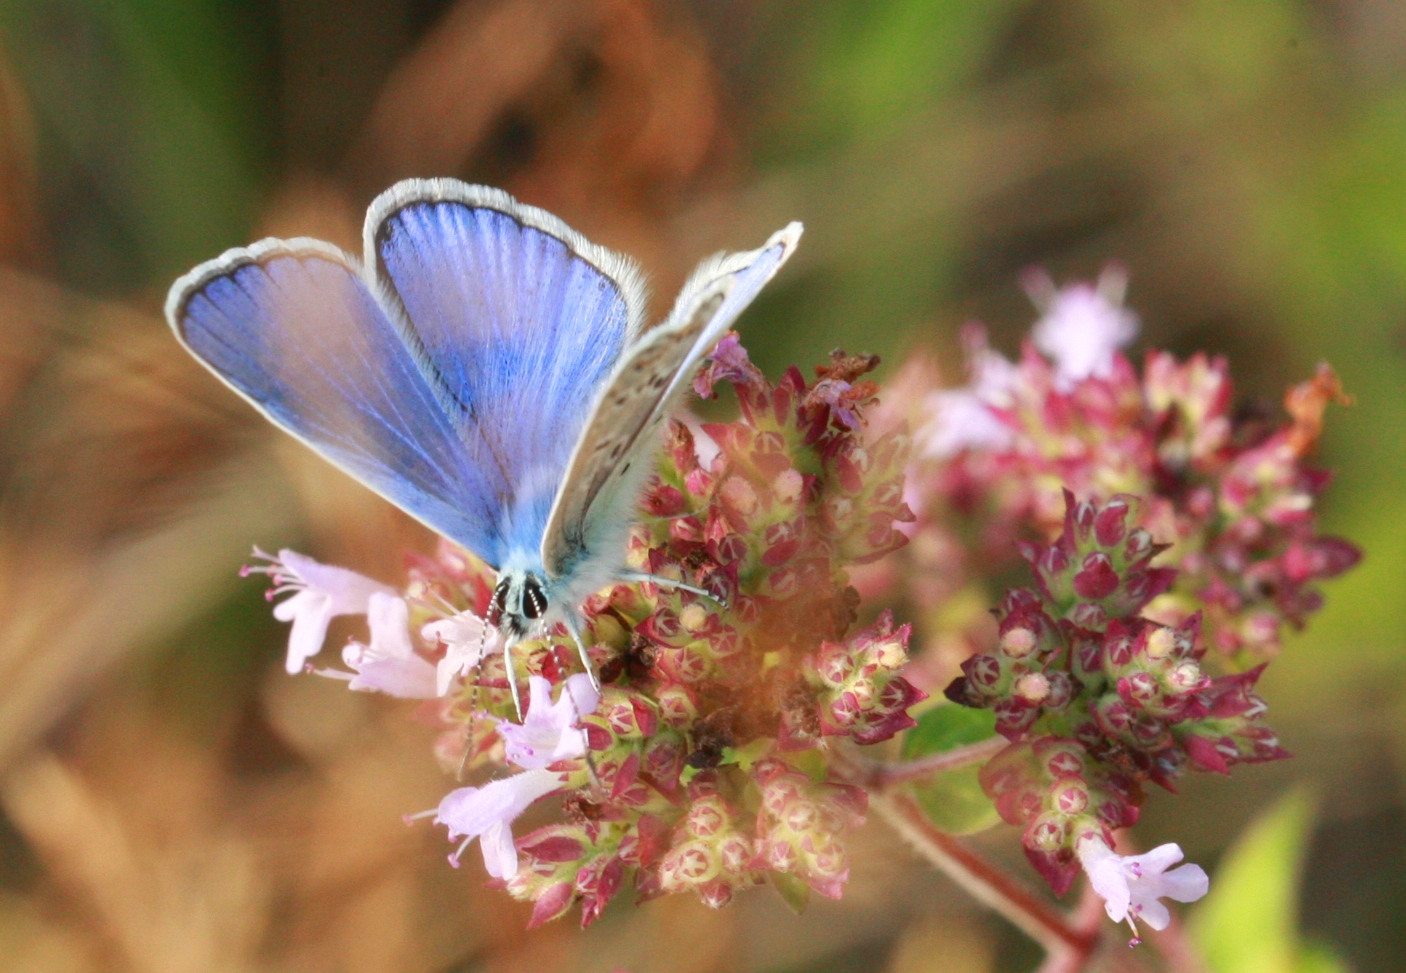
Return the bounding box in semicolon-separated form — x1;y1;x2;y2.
166;178;801;717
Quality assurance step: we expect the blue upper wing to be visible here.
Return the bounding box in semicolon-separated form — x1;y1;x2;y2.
168;238;508;562
366;180;647;567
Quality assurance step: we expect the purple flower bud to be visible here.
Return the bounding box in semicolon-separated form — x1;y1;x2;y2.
1074;553;1120;600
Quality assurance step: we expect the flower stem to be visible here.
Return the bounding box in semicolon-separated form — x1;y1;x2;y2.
860;736;1008;790
871;792;1100;961
1033;884;1109;973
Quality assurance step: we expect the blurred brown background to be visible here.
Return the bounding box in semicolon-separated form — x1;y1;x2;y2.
0;1;1401;971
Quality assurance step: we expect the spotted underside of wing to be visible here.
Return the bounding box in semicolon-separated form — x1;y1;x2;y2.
169;243;504;559
368;180;647;567
541;222;803;580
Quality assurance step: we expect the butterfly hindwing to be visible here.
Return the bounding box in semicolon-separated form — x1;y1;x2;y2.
167;239;504;559
366;180;648;566
541;222;803;581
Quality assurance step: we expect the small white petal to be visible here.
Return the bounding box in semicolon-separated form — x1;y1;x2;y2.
255;550;394;673
499;674;602;770
284;597;336;674
423;611;502;696
337;594;437;697
436;770;560;840
277;549;393;613
1077;837;1209;934
562;672;601;718
344;658;433;694
1127;843;1185;874
365;593;414;659
1133;897;1172;931
1153;863;1210;903
480;820;519;880
1029;275;1138;386
1082;848;1132;922
919;389;1013;458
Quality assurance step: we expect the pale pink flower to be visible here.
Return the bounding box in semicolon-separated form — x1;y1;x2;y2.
243;548;394;673
436;770;563;878
434;675;599;878
340;593;437;698
918;327;1017;458
1025;265;1139;385
1077;835;1209;933
498;674;599;770
680;413;722;469
421;609;505;696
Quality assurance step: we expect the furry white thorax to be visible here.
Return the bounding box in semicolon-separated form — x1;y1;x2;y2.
492;544;624;644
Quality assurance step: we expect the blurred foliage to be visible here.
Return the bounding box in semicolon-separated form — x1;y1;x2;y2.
1191;790;1351;973
0;0;1401;971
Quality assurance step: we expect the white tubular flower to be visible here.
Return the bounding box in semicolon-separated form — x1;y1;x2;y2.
435;770;562;878
920;387;1013;458
918;328;1018;459
421;609;505;696
1077;835;1209;935
497;674;600;770
340;593;437;698
1026;265;1139;385
243;548;395;673
434;675;600;878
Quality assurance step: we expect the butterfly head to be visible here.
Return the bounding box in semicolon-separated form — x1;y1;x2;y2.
488;569;549;642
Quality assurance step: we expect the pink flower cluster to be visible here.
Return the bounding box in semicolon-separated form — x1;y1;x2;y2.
879;269;1359;902
890;270;1359;665
248;337;926;927
241;268;1359;939
949;493;1287;891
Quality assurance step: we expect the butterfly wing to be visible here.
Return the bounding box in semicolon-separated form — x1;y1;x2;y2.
366;180;648;567
541;222;803;583
166;238;504;558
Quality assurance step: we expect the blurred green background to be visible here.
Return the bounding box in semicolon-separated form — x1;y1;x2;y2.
0;1;1400;972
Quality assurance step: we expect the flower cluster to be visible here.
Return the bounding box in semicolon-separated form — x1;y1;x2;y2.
853;269;1358;929
237;269;1359;944
947;492;1285;893
890;267;1359;667
246;336;925;926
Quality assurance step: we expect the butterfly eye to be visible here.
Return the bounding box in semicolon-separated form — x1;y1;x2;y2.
489;580;510;623
522;578;547;620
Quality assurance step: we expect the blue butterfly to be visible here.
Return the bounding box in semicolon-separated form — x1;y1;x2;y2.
166;178;801;715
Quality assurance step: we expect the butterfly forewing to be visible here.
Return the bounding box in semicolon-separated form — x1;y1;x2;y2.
168;241;504;558
168;179;801;612
366;180;648;567
540;222;803;581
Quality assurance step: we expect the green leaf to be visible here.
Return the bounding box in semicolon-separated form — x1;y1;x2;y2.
721;738;773;772
910;764;1000;836
901;704;998;759
901;705;1000;834
1294;941;1352;973
1189;789;1349;973
770;872;811;915
785;746;831;784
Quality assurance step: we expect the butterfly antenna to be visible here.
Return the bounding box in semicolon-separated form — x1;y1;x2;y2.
562;610;601;692
457;649;490;782
616;570;728;610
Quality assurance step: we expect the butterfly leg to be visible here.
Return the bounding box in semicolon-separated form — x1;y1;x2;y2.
505;641;525;721
616;570;727;608
562;610;601;692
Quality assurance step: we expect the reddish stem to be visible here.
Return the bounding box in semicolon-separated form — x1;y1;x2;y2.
860;736;1008;789
872;793;1101;961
